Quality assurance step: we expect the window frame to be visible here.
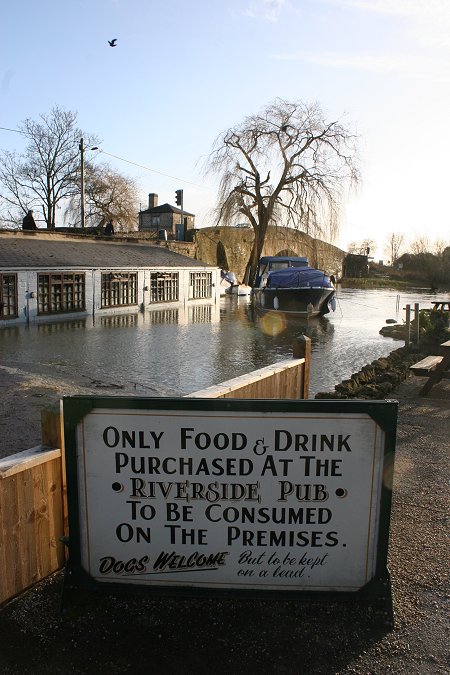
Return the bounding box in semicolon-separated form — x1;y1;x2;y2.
0;273;18;319
149;271;179;303
38;272;86;315
101;271;137;308
189;271;213;299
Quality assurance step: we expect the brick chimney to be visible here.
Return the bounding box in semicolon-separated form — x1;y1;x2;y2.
148;193;158;209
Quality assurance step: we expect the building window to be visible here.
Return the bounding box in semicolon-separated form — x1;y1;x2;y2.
190;272;212;299
0;274;18;319
101;272;137;307
150;272;179;303
151;216;160;227
38;273;85;315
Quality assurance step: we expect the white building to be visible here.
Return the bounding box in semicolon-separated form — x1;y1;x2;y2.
0;232;221;327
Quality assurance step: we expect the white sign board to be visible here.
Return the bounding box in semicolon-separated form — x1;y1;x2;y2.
67;402;393;593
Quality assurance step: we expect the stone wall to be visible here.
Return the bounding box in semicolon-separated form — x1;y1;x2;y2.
315;347;424;399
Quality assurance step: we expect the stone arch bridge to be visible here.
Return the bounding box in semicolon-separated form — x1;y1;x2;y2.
193;226;346;283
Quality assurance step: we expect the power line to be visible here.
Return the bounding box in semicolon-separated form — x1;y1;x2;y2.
1;124;212;191
97;149;207;189
0;126;25;135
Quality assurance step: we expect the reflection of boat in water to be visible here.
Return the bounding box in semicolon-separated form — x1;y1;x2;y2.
226;284;252;297
252;256;336;318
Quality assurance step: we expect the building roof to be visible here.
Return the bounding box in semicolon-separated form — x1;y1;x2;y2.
0;234;211;270
140;203;195;217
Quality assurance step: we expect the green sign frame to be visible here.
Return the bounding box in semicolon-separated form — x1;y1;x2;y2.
62;396;397;623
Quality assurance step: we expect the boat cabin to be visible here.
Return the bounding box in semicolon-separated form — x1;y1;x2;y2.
254;256;309;288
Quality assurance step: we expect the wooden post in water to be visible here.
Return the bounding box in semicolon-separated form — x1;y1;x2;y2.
405;304;411;347
293;335;311;399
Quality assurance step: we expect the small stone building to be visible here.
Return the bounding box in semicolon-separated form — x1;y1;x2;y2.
0;231;220;327
138;193;195;241
343;253;369;278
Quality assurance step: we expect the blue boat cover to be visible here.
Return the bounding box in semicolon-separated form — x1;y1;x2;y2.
266;267;334;289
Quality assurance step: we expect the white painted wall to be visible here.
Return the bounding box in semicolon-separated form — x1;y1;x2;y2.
0;267;221;327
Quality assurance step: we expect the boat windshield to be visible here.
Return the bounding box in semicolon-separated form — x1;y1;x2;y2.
257;258;308;277
255;257;309;287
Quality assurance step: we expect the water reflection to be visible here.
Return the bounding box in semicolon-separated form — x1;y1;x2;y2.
143;308;179;325
189;305;212;324
36;318;89;334
100;314;140;328
0;289;445;397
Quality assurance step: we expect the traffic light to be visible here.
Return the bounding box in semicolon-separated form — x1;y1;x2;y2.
175;189;183;206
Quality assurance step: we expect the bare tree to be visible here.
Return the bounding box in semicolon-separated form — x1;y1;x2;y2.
348;239;375;255
204;99;360;283
384;232;405;264
0;106;98;229
65;162;139;232
409;234;430;255
433;238;448;256
0;151;33;228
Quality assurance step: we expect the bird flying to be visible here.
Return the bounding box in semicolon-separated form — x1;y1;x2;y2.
108;39;117;47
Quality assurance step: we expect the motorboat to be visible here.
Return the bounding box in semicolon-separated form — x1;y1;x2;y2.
252;256;336;317
220;270;235;296
221;270;252;297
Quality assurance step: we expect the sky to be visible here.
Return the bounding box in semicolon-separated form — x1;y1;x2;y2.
1;0;449;261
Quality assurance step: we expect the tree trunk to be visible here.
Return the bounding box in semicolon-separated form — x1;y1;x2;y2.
246;218;270;286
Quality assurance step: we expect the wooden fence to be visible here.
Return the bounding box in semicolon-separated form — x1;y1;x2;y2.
0;446;65;606
186;337;310;400
0;338;310;606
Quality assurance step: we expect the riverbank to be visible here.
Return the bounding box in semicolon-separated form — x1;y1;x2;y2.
0;361;448;673
339;277;417;290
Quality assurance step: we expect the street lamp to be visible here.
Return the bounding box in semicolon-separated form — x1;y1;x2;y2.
79;138;98;229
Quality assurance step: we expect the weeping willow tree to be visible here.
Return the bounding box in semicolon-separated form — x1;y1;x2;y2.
205;99;360;284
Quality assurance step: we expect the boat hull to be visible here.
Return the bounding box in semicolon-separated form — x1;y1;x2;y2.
252;287;335;317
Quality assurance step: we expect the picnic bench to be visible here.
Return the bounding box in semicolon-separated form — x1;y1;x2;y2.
410;339;450;396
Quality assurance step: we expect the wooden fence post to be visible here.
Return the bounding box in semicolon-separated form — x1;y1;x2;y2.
405;304;411;347
293;335;311;399
414;303;420;345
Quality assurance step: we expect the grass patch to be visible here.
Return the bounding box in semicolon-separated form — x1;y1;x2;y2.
339;277;416;289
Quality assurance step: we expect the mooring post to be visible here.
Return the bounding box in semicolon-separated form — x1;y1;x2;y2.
405;304;411;347
293;335;311;399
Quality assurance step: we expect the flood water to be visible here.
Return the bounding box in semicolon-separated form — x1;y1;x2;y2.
0;288;447;398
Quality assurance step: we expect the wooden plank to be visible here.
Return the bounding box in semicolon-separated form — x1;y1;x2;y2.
293;336;311;398
0;456;65;606
20;466;39;589
46;457;65;567
186;359;305;400
41;403;63;449
36;462;55;579
410;356;443;375
0;474;23;604
0;447;61;479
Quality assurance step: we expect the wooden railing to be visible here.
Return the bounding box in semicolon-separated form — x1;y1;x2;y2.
0;338;310;606
185;336;310;400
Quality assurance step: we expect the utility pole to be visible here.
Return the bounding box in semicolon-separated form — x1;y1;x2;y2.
79;138;98;230
79;138;85;229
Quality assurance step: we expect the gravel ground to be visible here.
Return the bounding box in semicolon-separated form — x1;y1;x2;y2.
0;364;449;674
